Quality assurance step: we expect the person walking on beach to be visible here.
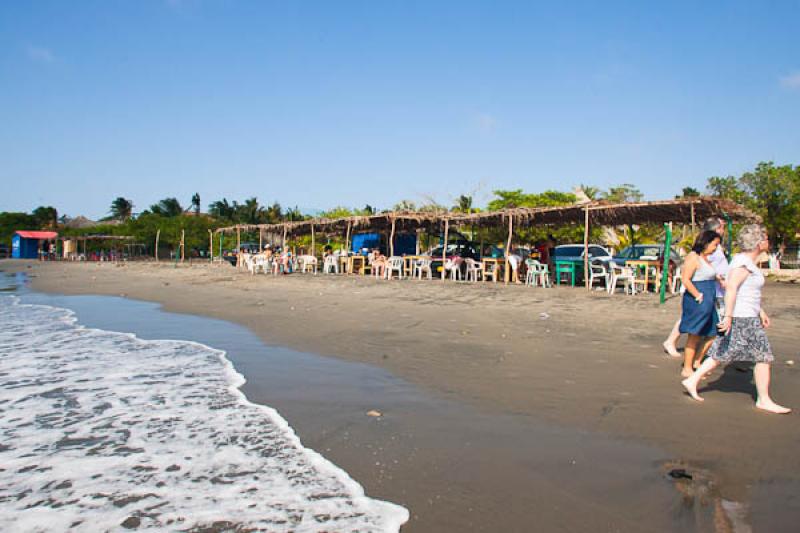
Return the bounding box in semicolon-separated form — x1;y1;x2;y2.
678;230;723;378
663;218;729;357
681;224;790;414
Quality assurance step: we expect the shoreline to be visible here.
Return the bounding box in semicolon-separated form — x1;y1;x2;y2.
5;260;800;530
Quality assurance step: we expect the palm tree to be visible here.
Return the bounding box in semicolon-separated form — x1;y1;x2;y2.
110;197;134;220
452;194;473;213
150;197;183;217
578;184;601;200
191;193;201;215
208;198;234;220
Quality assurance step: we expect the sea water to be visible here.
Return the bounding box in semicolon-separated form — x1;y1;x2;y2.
0;295;408;532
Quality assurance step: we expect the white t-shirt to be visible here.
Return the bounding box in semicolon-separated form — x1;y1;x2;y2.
729;254;763;318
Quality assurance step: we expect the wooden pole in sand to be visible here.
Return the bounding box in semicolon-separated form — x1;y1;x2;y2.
583;205;590;291
180;229;185;262
282;225;287;251
690;202;696;238
504;214;513;284
208;230;213;262
345;220;352;253
236;226;241;269
311;223;316;257
155;229;160;262
415;228;420;255
389;217;396;257
442;218;449;282
259;227;263;251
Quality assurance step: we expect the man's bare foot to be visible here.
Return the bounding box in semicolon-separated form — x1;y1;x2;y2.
681;378;704;401
755;400;791;414
663;341;680;357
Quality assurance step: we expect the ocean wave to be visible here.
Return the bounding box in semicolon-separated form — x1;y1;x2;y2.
0;295;408;532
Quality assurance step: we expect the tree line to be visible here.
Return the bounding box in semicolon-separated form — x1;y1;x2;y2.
1;161;797;253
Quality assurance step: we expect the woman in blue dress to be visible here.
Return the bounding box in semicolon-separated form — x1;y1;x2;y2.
679;230;724;377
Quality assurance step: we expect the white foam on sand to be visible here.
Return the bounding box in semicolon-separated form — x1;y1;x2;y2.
0;296;409;532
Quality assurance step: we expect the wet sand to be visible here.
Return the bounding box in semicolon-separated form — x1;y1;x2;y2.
4;260;800;531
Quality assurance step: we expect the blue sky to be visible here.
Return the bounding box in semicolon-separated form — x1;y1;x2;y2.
1;0;798;219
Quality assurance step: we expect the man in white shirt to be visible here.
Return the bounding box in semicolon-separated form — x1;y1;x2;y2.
663;217;728;357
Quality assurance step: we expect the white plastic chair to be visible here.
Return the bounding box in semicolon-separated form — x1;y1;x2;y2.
671;266;683;294
589;263;609;291
524;259;551;288
608;264;635;295
413;258;433;280
385;256;405;280
253;255;269;275
323;255;338;274
464;258;483;282
299;255;318;275
445;258;462;281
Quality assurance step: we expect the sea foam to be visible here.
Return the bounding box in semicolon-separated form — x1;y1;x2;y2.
0;295;408;532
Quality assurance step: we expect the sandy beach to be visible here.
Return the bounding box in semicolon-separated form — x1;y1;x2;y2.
4;259;800;531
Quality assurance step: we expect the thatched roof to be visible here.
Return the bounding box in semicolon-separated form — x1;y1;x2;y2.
215;197;758;236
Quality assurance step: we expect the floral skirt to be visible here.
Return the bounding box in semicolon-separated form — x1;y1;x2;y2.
707;317;774;363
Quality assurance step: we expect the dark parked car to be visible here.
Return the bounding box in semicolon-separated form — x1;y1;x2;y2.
428;242;481;278
552;244;613;265
612;244;681;267
223;242;262;266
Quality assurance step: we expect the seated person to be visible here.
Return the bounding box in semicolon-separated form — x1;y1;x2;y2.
369;249;387;277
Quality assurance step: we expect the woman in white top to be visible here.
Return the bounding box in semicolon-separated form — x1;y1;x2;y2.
681;225;790;414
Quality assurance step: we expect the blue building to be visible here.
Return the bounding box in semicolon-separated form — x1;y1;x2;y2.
11;231;58;259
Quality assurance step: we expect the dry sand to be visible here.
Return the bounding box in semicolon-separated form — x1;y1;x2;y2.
4;259;800;532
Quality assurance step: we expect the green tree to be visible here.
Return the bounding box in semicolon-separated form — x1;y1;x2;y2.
32;206;58;229
677;187;701;198
602;184;643;203
110;197;134;221
208;198;235;221
393;200;417;212
452;194;474;213
738;162;800;246
578;184;601;200
149;198;183;217
707;175;748;204
0;212;38;245
487;189;576;210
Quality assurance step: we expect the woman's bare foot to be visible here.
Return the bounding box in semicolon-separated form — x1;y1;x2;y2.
681;378;704;401
755;400;791;414
680;368;693;379
663;341;680;357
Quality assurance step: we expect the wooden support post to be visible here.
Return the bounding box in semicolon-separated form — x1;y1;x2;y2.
415;228;420;255
259;228;263;251
155;229;160;261
504;214;513;284
690;203;696;238
441;219;449;282
282;225;287;251
311;224;315;257
389;217;396;257
583;206;590;291
209;230;213;262
345;221;352;253
236;226;242;269
180;229;185;262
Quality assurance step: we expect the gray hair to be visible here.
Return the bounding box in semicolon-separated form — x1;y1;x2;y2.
736;224;767;252
702;217;722;232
